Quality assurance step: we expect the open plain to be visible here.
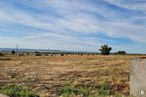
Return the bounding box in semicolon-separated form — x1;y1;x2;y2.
0;55;142;97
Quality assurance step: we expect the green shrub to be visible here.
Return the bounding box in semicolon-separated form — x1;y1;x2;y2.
78;86;92;97
97;81;112;96
57;85;77;97
58;85;98;97
0;85;39;97
58;81;126;97
115;51;126;55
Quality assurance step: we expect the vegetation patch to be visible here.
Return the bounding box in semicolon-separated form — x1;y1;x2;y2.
57;81;121;97
0;57;13;61
0;85;39;97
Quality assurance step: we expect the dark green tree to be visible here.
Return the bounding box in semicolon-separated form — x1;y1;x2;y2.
116;51;126;55
99;44;112;55
12;50;16;54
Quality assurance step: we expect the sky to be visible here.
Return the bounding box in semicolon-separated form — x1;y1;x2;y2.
0;0;146;53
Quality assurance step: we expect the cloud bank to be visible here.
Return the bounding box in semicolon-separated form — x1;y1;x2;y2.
0;0;146;53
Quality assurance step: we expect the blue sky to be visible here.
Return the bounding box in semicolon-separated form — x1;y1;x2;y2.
0;0;146;53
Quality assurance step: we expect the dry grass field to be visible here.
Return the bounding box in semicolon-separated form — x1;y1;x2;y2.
0;55;143;97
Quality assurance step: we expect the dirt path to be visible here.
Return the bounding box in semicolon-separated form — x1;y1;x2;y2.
0;94;8;97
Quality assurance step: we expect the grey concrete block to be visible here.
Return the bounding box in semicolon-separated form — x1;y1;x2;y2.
130;59;146;97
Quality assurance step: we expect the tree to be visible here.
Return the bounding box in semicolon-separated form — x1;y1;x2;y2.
99;44;112;55
115;51;126;55
12;50;16;54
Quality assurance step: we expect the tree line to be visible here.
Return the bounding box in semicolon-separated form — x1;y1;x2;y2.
0;44;126;56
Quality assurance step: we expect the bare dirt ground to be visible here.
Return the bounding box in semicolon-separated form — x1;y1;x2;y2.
0;55;141;97
0;94;8;97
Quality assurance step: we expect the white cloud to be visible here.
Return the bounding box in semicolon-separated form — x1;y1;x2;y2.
0;0;146;53
104;0;146;12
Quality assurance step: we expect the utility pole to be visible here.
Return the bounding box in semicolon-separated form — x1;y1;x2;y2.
48;48;50;52
16;44;18;55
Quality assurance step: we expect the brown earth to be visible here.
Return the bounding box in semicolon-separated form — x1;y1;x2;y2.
0;55;142;97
